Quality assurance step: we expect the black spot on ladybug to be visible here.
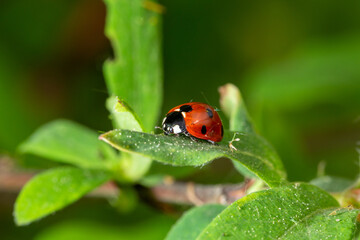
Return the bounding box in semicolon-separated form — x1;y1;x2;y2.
206;108;213;118
180;105;192;112
221;125;224;137
201;125;207;135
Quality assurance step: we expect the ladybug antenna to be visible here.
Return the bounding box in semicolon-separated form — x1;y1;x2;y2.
200;91;211;105
154;125;163;134
201;91;221;111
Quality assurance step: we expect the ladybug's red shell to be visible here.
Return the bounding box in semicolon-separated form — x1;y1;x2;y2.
163;102;223;142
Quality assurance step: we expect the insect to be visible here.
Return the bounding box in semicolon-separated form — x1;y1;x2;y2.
162;102;223;143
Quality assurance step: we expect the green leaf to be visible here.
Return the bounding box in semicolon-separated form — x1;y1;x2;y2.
219;83;255;133
197;183;339;239
99;129;287;187
106;97;152;182
115;153;152;182
18;119;116;170
14;167;111;226
104;0;163;132
218;83;277;178
165;204;226;240
106;96;144;131
310;176;354;193
280;207;360;239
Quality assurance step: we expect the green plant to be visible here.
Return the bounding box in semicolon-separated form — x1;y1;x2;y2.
13;0;360;239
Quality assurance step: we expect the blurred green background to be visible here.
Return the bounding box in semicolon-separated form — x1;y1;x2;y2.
1;0;360;239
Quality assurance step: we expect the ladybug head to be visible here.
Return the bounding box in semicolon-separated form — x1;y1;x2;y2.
162;111;186;135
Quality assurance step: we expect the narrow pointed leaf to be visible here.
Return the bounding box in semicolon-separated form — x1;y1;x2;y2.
165;204;226;240
14;167;111;226
104;0;163;132
219;83;255;133
99;129;287;187
106;96;144;131
197;183;339;239
106;98;152;182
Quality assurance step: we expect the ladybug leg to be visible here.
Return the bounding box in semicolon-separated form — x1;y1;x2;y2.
207;140;217;145
183;131;198;142
189;135;198;142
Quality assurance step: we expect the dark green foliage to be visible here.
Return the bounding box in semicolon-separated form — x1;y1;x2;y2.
7;0;360;239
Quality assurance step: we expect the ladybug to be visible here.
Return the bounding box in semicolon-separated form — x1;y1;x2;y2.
162;102;224;143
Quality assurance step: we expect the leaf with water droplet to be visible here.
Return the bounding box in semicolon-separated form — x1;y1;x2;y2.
279;207;360;239
99;129;287;188
197;183;344;239
14;167;111;226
